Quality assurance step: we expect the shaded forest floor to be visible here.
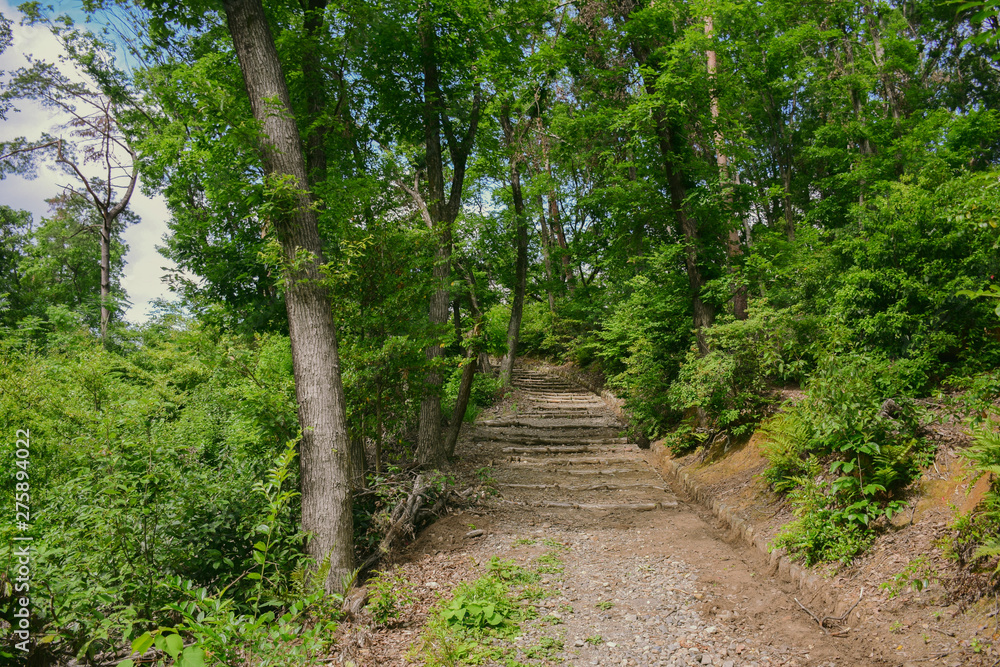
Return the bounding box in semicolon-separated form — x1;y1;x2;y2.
328;365;1000;667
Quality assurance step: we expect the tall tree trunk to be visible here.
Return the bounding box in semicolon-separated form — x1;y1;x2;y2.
705;16;747;321
632;43;714;353
416;9;449;466
536;194;557;312
499;110;529;385
99;215;111;342
782;166;795;242
542;135;573;290
413;10;482;467
445;277;486;457
221;0;354;593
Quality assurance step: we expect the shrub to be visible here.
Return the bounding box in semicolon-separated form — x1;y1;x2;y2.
763;352;931;564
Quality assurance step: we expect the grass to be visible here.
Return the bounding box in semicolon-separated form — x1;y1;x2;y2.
412;551;570;666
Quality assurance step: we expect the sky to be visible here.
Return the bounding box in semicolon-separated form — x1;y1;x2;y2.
0;0;178;324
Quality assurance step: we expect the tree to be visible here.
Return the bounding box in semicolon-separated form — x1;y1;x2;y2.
218;0;355;592
1;64;138;342
498;102;529;384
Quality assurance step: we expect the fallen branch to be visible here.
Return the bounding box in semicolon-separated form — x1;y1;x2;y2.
793;598;828;634
794;588;864;634
359;474;433;573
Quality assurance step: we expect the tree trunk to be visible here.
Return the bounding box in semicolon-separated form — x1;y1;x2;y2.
536;194;557;312
782;166;795;242
222;0;355;593
705;16;747;321
413;9;481;467
415;8;449;467
542;136;573;291
499;110;528;385
633;43;713;353
417;240;450;465
99;214;111;342
444;350;476;458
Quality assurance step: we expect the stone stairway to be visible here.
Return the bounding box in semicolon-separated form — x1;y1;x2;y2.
481;367;678;513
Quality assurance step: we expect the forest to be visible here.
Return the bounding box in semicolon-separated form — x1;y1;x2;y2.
2;0;1000;664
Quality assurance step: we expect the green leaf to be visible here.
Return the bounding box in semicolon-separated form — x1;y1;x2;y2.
178;646;206;667
131;632;154;656
164;633;184;659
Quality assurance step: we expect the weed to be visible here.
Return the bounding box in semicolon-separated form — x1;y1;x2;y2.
534;552;564;574
475;467;497;486
366;566;416;626
512;538;536;547
889;621;904;634
524;636;564;659
595;600;614;610
879;557;938;599
585;635;603;645
540;614;564;625
519;584;549;601
540;537;569;551
488;557;540;585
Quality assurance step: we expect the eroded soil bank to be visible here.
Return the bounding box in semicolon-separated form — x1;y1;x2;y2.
332;365;995;666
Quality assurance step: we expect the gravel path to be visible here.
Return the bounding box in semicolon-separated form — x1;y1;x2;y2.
342;367;898;667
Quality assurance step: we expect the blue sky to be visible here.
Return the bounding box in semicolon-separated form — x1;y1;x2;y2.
0;0;178;323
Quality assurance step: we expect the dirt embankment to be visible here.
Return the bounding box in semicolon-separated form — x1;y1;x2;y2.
546;360;1000;667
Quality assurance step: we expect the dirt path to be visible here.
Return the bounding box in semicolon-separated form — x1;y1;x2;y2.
342;368;904;667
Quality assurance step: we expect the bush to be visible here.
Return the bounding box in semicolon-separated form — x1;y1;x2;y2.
763;352;931;564
666;303;818;441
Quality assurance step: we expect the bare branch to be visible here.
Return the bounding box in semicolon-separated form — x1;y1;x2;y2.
394;174;433;229
0;139;60;162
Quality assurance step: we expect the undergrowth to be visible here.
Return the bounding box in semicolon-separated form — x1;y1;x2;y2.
412;552;566;666
761;353;932;565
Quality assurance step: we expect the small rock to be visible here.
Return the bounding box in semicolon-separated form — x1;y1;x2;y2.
575;639;585;647
465;529;484;538
426;581;439;589
705;626;717;635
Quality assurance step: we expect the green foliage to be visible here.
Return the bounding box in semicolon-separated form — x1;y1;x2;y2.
765;353;930;564
592;245;693;437
879;557;938;599
0;317;336;663
366;566;416;626
949;425;1000;579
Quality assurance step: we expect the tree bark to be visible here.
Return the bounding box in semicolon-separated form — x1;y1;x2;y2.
705;16;747;321
99;214;111;340
541;135;573;290
498;109;529;385
416;8;449;466
222;0;355;593
536;194;556;312
414;8;482;467
632;42;714;353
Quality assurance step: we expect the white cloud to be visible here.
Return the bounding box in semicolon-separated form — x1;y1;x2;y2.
0;0;179;324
